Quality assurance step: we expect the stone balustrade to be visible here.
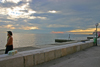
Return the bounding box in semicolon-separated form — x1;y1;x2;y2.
0;40;94;67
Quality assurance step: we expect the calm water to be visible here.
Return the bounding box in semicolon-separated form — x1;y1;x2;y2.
0;33;89;50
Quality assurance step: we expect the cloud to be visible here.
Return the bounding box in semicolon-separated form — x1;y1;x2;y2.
7;3;36;17
6;0;21;3
0;24;15;29
0;3;33;15
0;20;11;23
48;10;58;13
0;0;32;3
47;24;70;28
0;0;21;3
0;0;5;3
0;3;47;20
67;28;100;34
98;23;100;26
0;24;39;30
51;31;64;34
7;16;47;20
18;26;39;30
0;0;100;33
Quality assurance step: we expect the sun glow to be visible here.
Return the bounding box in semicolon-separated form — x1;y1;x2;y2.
67;28;100;34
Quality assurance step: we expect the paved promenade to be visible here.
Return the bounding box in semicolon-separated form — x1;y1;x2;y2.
33;46;100;67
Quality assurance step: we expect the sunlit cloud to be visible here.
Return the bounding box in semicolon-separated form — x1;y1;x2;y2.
0;0;5;3
7;3;36;16
19;26;39;30
36;16;47;19
25;0;32;2
0;0;21;3
0;25;15;29
67;28;100;34
0;3;34;15
69;32;93;35
7;0;21;3
0;2;47;20
0;24;39;30
28;16;47;19
48;10;58;13
0;0;32;3
51;31;64;34
99;23;100;25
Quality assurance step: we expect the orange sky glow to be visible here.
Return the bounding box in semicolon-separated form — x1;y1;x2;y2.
51;31;64;34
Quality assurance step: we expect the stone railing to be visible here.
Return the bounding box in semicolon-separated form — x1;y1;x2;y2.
0;40;94;67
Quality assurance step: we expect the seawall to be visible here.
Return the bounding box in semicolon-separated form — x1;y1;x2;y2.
0;39;94;67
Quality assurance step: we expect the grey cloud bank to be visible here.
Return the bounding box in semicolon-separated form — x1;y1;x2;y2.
0;0;100;34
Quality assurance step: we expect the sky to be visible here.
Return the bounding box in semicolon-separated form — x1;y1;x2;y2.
0;0;100;34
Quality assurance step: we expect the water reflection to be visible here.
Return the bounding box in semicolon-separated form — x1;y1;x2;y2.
13;33;36;48
0;33;89;50
0;33;7;49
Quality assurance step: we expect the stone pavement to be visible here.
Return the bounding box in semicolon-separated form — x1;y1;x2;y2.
33;46;100;67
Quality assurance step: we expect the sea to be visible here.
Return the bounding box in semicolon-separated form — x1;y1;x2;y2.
0;33;90;50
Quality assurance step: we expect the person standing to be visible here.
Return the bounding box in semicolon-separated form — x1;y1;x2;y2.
5;31;13;54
